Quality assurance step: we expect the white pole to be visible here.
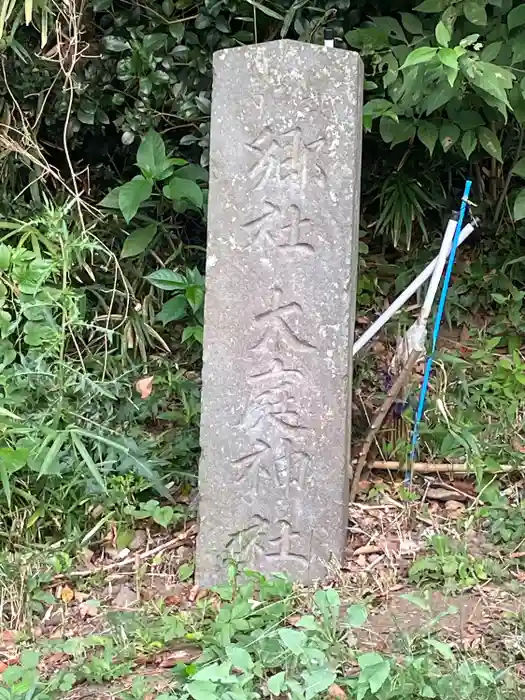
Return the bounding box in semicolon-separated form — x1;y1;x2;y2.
352;220;477;357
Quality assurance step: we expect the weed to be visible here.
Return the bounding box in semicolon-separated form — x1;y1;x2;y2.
408;535;500;592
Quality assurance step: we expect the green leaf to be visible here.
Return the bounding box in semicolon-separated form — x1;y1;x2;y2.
0;244;10;270
461;130;477;159
185;285;204;313
102;35;130;52
153;505;174;527
176;164;209;182
481;41;502;62
71;433;107;493
440;122;460;152
118;178;153;223
121;224;157;259
463;0;487;25
513;157;525;177
424;81;455;114
146;269;186;291
99;187;121;209
163;177;203;208
186;680;218;700
370;16;406;42
414;0;447;11
477;126;503;161
346;603;368;628
244;0;284;20
435;21;451;46
358;655;391;694
401;46;438;68
178;561;195;581
137;130;168;179
226;645;253;671
400;12;423;34
278;628;307;655
513;189;525;221
20;650;40;669
182;326;203;344
427;638;455;660
267;671;286;695
508;4;525;31
390;120;416;146
303;669;336;700
438;48;459;84
157;295;187;324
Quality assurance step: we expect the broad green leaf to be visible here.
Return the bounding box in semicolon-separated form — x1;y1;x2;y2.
267;671;286;695
400;46;438;68
481;41;502;62
390;120;416;146
163;177;203;208
346;603;368;628
176;164;209;182
102;35;130;52
368;660;391;693
358;652;385;669
414;0;447;11
244;0;284;20
99;187;121;209
146;269;186;291
278;628;307;655
226;645;253;671
439;122;460;152
438;47;458;70
178;561;195;581
121;223;157;259
137;130;168;179
477;126;503;161
513;188;525;221
424;81;455;113
418;122;438;154
153;505;174;527
463;0;487;25
400;12;423;34
435;20;451;46
379;115;397;143
370;16;406;42
512;157;525;177
0;244;10;270
185;284;204;313
427;638;455;660
303;669;336;700
186;680;218;700
455;110;485;129
20;650;40;669
157;295;187;325
511;36;525;65
182;326;203;344
118;178;153;223
345;27;390;51
508;4;525;31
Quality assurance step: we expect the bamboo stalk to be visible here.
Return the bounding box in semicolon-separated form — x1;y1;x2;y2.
361;460;522;475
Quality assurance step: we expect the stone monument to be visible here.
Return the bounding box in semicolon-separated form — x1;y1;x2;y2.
196;39;363;586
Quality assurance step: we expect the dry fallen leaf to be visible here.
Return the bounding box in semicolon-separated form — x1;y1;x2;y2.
136;375;154;399
59;585;74;605
327;684;347;699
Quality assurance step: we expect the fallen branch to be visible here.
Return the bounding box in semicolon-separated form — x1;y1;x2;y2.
56;526;197;579
349;349;419;502
365;460;522;475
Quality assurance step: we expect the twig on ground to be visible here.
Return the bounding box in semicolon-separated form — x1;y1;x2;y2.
350;350;419;502
366;460;522;475
56;526;197;579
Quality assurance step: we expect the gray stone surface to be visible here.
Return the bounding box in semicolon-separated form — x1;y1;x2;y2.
196;40;363;586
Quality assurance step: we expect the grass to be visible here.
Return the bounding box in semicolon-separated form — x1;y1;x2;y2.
0;565;523;700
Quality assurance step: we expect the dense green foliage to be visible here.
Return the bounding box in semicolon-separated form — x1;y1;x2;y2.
0;0;524;546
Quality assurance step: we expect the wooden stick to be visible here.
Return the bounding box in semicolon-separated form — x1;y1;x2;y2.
349;349;419;502
365;460;521;475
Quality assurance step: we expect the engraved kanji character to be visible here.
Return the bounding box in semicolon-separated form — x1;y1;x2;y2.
226;514;269;561
233;439;273;497
241;384;307;437
246;126;326;192
250;287;316;355
265;519;307;564
274;438;310;496
241;202;314;255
